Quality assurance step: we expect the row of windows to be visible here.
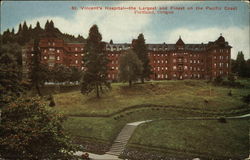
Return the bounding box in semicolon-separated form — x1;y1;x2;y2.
111;66;119;70
214;56;229;60
214;49;229;53
106;47;131;51
214;63;229;68
156;73;202;79
214;71;228;75
153;66;204;71
152;53;201;57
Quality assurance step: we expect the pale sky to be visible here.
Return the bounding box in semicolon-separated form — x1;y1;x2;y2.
1;1;249;59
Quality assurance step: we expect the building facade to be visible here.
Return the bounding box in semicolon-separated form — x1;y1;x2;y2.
22;35;231;81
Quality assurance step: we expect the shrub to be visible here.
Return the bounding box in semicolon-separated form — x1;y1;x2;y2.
242;94;250;104
49;95;56;107
0;97;78;159
228;90;232;96
218;117;227;123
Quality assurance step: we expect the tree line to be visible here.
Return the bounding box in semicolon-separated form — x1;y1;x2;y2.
1;20;86;46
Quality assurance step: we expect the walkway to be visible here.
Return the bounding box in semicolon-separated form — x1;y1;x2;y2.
74;120;152;160
74;113;250;159
106;120;152;156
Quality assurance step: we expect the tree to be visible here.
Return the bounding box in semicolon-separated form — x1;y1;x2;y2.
118;49;143;87
69;67;82;83
30;39;49;96
52;64;71;83
132;33;151;83
0;97;78;159
246;59;250;78
81;25;110;98
0;52;23;108
234;51;247;77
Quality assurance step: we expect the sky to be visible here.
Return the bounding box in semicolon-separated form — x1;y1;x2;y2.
1;1;249;59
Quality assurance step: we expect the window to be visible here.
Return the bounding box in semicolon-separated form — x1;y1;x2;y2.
190;60;193;63
81;54;84;56
184;59;187;63
214;56;216;59
157;74;161;78
165;74;168;79
173;59;176;63
161;60;164;64
158;67;160;71
52;42;55;46
197;60;200;64
214;63;217;67
49;48;55;51
75;48;78;51
75;54;78;57
44;56;47;60
165;67;168;70
157;60;160;64
184;66;188;70
173;66;177;70
48;42;51;46
194;60;196;64
116;67;118;70
57;50;60;53
49;55;55;60
75;60;78;64
57;56;60;61
81;48;84;51
44;49;47;53
108;74;110;78
226;63;229;68
165;60;168;63
190;67;192;70
82;61;84;64
173;74;176;77
161;67;164;71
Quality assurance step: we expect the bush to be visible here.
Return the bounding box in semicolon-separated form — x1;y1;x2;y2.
228;90;232;96
242;94;250;104
218;117;227;123
49;95;56;107
213;75;223;85
0;97;78;159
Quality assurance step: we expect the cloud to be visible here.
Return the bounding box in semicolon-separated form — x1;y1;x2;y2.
21;1;187;42
19;1;249;59
165;27;249;59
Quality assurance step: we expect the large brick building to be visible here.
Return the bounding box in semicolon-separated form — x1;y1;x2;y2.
22;34;231;81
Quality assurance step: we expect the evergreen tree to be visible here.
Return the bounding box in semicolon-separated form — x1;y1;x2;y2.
81;24;110;98
29;39;49;96
118;49;143;87
109;39;113;44
235;51;247;77
133;33;151;83
0;52;23;108
17;23;22;35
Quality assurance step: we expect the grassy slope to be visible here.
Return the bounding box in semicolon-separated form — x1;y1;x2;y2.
60;79;249;157
128;119;249;159
55;80;249;116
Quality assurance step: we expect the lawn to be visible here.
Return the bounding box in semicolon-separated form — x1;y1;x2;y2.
58;79;249;157
127;118;249;159
54;80;250;116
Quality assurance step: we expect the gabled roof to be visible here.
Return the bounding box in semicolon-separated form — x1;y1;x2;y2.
176;36;185;46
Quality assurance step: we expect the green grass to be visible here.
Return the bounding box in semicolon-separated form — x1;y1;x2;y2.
54;80;250;116
128;118;249;159
63;108;198;143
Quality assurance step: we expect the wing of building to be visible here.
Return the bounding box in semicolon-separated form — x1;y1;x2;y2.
22;34;231;81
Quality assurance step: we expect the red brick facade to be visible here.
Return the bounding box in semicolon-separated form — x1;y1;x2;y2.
22;35;231;81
